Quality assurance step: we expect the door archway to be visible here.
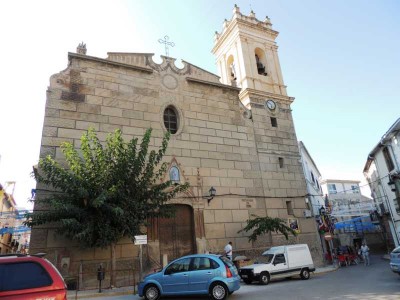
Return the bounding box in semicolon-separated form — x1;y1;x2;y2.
158;204;195;262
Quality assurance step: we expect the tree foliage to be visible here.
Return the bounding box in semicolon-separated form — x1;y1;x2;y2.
238;214;298;242
25;128;189;248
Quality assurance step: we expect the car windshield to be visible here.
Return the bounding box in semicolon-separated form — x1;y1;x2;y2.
256;254;274;264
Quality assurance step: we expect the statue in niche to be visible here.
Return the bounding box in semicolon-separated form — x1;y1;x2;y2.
169;166;180;183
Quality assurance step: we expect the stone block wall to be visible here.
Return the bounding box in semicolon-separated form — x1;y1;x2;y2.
31;52;323;277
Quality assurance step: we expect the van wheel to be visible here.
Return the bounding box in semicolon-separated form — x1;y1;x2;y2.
209;281;228;300
259;272;270;285
300;268;310;280
244;279;252;284
144;284;160;300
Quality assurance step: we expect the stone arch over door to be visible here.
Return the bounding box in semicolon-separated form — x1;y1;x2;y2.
158;204;196;262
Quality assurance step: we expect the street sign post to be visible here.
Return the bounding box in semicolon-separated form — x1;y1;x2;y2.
134;235;147;245
134;235;147;282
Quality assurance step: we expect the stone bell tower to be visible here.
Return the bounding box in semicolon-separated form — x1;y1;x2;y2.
213;5;322;264
212;5;288;108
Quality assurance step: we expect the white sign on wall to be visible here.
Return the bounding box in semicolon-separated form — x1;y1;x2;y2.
134;235;147;245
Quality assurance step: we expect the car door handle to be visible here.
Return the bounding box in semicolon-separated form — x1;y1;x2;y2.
207;272;212;274
183;274;188;276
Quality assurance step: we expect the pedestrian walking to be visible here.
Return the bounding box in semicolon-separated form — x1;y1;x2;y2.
224;241;233;260
360;242;370;266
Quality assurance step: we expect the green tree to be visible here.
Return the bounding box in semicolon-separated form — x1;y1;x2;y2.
25;128;189;286
238;215;297;242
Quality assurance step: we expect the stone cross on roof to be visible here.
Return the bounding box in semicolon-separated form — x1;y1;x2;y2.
158;35;175;57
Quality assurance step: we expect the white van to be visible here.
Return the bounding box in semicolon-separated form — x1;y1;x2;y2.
239;244;315;285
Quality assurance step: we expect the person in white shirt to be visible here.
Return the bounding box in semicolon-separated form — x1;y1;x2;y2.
224;241;233;260
360;242;370;266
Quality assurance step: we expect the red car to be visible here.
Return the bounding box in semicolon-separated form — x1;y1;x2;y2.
0;253;67;300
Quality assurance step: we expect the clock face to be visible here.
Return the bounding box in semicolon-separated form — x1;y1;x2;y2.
266;100;276;110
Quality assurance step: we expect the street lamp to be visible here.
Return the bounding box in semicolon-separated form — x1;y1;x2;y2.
203;187;216;204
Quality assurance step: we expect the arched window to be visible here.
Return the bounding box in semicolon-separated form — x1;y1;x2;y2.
163;106;178;134
226;55;237;84
254;48;268;76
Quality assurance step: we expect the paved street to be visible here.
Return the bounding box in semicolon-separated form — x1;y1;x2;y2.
75;256;400;300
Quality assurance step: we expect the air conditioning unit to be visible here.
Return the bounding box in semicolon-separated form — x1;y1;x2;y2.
303;209;312;218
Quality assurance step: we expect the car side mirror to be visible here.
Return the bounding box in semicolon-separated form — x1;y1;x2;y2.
165;269;171;275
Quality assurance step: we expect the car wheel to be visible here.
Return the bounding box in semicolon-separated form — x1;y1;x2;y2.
209;282;228;300
259;272;270;285
244;279;252;284
300;268;310;280
144;284;160;300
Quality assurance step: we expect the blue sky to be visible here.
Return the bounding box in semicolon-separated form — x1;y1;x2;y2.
0;0;399;207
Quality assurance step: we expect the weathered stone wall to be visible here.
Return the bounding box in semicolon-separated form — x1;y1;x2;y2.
31;52;322;280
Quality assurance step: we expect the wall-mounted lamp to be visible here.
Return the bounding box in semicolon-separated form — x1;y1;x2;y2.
203;186;216;204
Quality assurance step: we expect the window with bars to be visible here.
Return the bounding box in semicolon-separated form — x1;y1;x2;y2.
163;106;178;134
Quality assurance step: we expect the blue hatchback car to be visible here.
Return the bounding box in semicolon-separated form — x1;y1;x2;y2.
390;246;400;275
138;254;240;300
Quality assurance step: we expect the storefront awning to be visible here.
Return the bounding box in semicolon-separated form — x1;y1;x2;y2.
334;216;378;231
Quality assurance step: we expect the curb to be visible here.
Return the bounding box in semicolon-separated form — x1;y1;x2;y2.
67;289;135;299
313;266;339;276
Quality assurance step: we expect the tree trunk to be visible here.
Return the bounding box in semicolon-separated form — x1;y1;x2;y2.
110;242;116;288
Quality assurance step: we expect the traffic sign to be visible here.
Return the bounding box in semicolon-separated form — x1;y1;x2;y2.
134;235;147;245
324;233;333;241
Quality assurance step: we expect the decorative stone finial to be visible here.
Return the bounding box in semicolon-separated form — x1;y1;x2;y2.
233;4;240;14
77;42;87;55
264;16;272;27
214;31;220;41
223;18;229;29
249;10;256;18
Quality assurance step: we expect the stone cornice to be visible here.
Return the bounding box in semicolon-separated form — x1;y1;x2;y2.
257;148;301;159
239;88;294;103
68;52;154;74
186;77;241;92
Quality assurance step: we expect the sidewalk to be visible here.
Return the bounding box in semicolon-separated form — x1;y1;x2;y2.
67;286;135;300
67;265;338;299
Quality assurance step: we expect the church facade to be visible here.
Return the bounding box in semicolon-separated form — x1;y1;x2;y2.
30;6;322;281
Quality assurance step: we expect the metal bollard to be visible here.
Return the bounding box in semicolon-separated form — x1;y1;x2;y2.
97;264;105;293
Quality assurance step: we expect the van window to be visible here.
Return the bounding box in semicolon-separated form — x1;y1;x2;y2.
273;254;286;265
0;262;53;291
259;254;274;264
